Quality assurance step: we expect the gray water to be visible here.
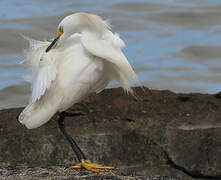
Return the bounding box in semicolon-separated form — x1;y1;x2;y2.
0;0;221;109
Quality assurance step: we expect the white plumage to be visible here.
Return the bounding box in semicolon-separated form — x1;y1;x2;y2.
19;13;140;129
31;53;57;103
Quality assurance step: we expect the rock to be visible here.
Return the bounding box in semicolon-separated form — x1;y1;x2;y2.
0;87;221;180
165;127;221;178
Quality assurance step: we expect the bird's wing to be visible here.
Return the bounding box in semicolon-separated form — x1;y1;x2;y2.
20;37;56;103
81;30;140;94
21;36;49;68
30;57;57;103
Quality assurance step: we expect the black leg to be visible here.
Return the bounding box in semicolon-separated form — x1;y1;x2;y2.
58;111;87;162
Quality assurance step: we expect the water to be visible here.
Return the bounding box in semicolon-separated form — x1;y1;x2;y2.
0;0;221;109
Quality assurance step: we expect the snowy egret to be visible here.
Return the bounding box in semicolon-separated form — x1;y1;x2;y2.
19;12;140;173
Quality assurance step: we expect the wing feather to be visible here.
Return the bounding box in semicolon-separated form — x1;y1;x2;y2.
30;58;57;103
21;37;57;103
81;30;140;93
21;36;50;68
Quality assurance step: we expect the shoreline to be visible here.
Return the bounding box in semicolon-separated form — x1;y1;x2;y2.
0;84;220;111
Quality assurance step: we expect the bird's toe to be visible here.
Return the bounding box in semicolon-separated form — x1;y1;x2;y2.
68;159;115;173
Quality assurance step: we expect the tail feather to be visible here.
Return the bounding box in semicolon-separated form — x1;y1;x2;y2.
18;94;61;129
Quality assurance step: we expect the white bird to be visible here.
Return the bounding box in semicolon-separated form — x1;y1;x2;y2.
19;12;140;173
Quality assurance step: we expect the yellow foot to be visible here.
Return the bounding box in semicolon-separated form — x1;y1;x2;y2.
69;159;115;173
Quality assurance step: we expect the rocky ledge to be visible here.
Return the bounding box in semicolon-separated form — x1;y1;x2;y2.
0;87;221;180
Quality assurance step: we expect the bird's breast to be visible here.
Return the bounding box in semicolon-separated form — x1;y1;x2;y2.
53;45;106;111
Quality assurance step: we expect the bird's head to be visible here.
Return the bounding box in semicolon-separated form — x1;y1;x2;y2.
45;13;109;53
45;14;86;53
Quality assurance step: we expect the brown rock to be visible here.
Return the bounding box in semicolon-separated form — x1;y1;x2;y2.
0;87;221;180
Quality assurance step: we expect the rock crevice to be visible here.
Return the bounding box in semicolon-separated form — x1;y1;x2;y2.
164;148;221;180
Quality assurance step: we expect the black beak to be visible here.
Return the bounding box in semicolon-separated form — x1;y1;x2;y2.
45;36;60;53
